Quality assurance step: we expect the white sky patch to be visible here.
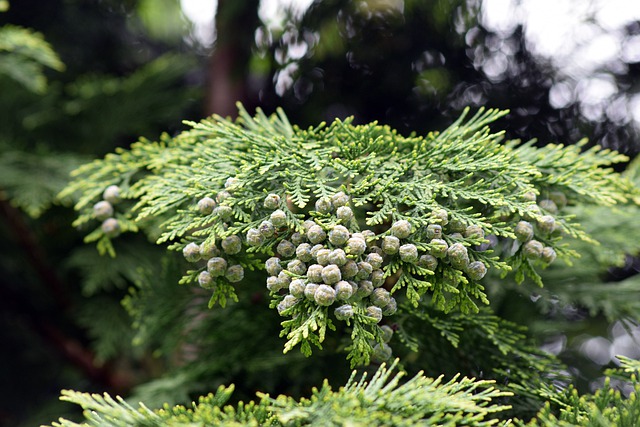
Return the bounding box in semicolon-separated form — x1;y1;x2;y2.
259;0;315;29
180;0;217;47
180;0;314;46
481;0;640;77
630;95;640;127
482;0;640;126
180;0;640;128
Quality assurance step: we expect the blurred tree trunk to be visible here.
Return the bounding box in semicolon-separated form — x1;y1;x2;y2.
205;0;261;117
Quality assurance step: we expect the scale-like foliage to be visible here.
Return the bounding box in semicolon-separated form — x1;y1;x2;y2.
0;24;64;93
48;360;512;427
0;150;86;218
61;104;634;367
516;356;640;426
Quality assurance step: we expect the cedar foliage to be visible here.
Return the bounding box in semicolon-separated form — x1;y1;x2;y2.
3;2;640;426
50;104;640;425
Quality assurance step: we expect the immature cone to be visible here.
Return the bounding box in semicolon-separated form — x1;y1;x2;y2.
382;298;397;316
316;248;331;266
296;243;314;262
198;271;213;288
336;206;354;223
304;283;320;300
264;193;281;209
215;205;233;220
429;238;448;258
334;281;354;300
314;284;337;306
289;279;306;298
361;229;377;247
200;242;219;259
399;244;419;263
538;199;558;214
447;243;469;269
448;218;467;233
222;235;242;255
102;185;121;204
356;280;373;298
346;237;366;256
522;190;537;202
197;197;216;215
315;197;333;213
270;209;287;227
246;228;264;246
291;232;306;246
356;261;373;280
225;264;244;282
328;225;350;246
432;208;449;225
277;271;291;288
366;253;384;269
371;288;391;308
537;215;556;234
306;264;323;283
307;225;327;244
341;260;358;279
93;201;114;221
418;254;438;271
321;264;342;285
331;191;350;207
259;220;275;237
207;257;228;277
216;190;231;203
277;295;298;315
426;224;442;239
523;240;544;259
183;242;201;262
93;220;117;245
464;225;484;239
550;191;567;209
372;343;392;363
265;257;282;276
366;306;383;323
329;248;347;266
542;247;557;264
224;177;239;190
334;304;354;320
382;235;400;254
515;221;534;242
266;276;282;292
380;325;394;343
309;244;323;259
287;259;307;276
466;260;487;281
391;220;412;239
371;269;385;287
277;240;295;258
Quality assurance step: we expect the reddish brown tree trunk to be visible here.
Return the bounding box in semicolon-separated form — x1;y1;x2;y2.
205;0;261;117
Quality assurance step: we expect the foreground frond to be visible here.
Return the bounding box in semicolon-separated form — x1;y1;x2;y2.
49;361;512;427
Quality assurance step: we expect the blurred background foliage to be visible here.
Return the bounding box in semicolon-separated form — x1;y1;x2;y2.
0;0;639;425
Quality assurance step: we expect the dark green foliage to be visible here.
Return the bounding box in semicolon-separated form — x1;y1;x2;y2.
0;24;64;93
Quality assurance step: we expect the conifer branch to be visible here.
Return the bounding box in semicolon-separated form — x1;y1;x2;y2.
61;104;634;366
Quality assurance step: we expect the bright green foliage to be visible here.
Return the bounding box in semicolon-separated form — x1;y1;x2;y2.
61;104;634;367
503;155;640;323
48;360;512;427
517;356;640;426
0;24;64;93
